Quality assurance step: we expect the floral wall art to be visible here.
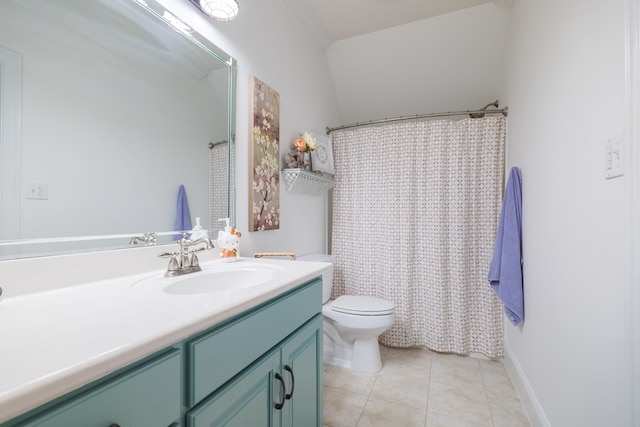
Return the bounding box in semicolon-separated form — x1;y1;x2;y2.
249;76;280;231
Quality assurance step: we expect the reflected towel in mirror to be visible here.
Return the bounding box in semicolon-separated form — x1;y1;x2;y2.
174;185;192;236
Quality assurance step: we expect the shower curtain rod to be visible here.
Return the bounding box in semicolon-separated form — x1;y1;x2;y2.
326;106;508;135
208;139;228;149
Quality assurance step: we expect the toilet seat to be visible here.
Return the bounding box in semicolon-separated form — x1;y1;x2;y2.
331;295;394;316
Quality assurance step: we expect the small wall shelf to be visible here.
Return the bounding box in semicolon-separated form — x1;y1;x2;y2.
282;168;335;195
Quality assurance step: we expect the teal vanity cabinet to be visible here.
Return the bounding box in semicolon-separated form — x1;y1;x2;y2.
186;316;322;426
1;278;323;427
280;316;324;427
7;349;182;427
185;279;323;426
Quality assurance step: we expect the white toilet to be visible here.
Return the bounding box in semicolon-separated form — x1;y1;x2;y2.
298;254;395;373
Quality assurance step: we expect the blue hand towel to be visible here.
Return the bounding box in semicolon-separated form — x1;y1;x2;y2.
174;185;192;234
488;167;523;326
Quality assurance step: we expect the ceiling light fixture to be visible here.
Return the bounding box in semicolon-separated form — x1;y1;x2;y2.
189;0;239;21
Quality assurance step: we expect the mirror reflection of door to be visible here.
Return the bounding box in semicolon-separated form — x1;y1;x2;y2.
0;47;21;253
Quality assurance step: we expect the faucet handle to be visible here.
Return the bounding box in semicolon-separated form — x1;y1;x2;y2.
189;251;200;268
159;252;180;272
189;246;208;266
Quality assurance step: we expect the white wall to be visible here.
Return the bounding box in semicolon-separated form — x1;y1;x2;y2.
157;0;342;258
502;0;627;425
325;3;511;124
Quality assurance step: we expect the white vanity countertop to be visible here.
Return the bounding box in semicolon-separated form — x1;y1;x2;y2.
0;257;329;424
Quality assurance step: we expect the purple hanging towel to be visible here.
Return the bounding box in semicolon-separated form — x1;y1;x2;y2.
174;185;192;235
488;167;523;326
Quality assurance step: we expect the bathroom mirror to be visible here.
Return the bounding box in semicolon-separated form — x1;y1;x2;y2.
0;0;236;259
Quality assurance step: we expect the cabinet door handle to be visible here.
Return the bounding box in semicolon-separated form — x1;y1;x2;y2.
275;373;286;410
284;365;295;400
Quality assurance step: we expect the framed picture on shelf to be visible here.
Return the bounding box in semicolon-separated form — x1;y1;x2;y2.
310;133;334;174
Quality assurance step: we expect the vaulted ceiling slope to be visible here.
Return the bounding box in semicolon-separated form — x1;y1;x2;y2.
321;1;513;125
281;0;513;50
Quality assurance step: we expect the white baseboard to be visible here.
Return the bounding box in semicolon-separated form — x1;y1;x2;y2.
503;347;551;427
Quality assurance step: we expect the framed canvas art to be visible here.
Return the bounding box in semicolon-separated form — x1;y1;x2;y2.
249;76;280;231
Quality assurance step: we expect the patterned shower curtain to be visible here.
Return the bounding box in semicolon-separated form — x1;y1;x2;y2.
210;141;235;227
331;116;506;357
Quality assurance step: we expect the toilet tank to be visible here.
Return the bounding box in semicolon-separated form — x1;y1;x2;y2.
297;254;334;303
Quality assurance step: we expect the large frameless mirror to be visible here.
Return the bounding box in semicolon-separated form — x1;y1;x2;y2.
0;0;236;260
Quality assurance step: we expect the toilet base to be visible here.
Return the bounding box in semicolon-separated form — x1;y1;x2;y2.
351;337;383;373
322;303;394;374
323;335;383;373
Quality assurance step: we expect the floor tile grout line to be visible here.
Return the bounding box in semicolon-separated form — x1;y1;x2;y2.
356;371;376;427
425;354;433;424
479;361;497;427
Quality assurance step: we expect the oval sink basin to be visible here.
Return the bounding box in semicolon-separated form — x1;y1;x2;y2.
165;267;276;295
132;262;286;295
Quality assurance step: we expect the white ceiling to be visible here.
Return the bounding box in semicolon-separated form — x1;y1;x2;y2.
281;0;512;50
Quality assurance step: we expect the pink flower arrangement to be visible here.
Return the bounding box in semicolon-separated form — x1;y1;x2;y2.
292;132;317;153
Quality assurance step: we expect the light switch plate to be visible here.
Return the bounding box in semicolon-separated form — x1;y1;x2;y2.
604;134;623;179
26;181;48;200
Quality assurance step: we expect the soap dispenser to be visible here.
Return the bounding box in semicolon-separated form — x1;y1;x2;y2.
190;217;209;240
217;218;241;262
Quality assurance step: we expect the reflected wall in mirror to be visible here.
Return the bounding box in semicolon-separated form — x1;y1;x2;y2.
0;0;236;259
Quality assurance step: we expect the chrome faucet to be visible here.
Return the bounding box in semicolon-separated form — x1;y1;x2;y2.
160;233;214;277
129;232;158;246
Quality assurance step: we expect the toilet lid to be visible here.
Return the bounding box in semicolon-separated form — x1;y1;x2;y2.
332;295;395;316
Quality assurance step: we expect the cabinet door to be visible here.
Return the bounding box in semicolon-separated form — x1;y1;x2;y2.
187;279;321;406
280;315;323;427
186;351;281;427
22;350;181;427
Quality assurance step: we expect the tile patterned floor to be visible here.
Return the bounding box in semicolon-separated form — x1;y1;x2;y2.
323;346;530;427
